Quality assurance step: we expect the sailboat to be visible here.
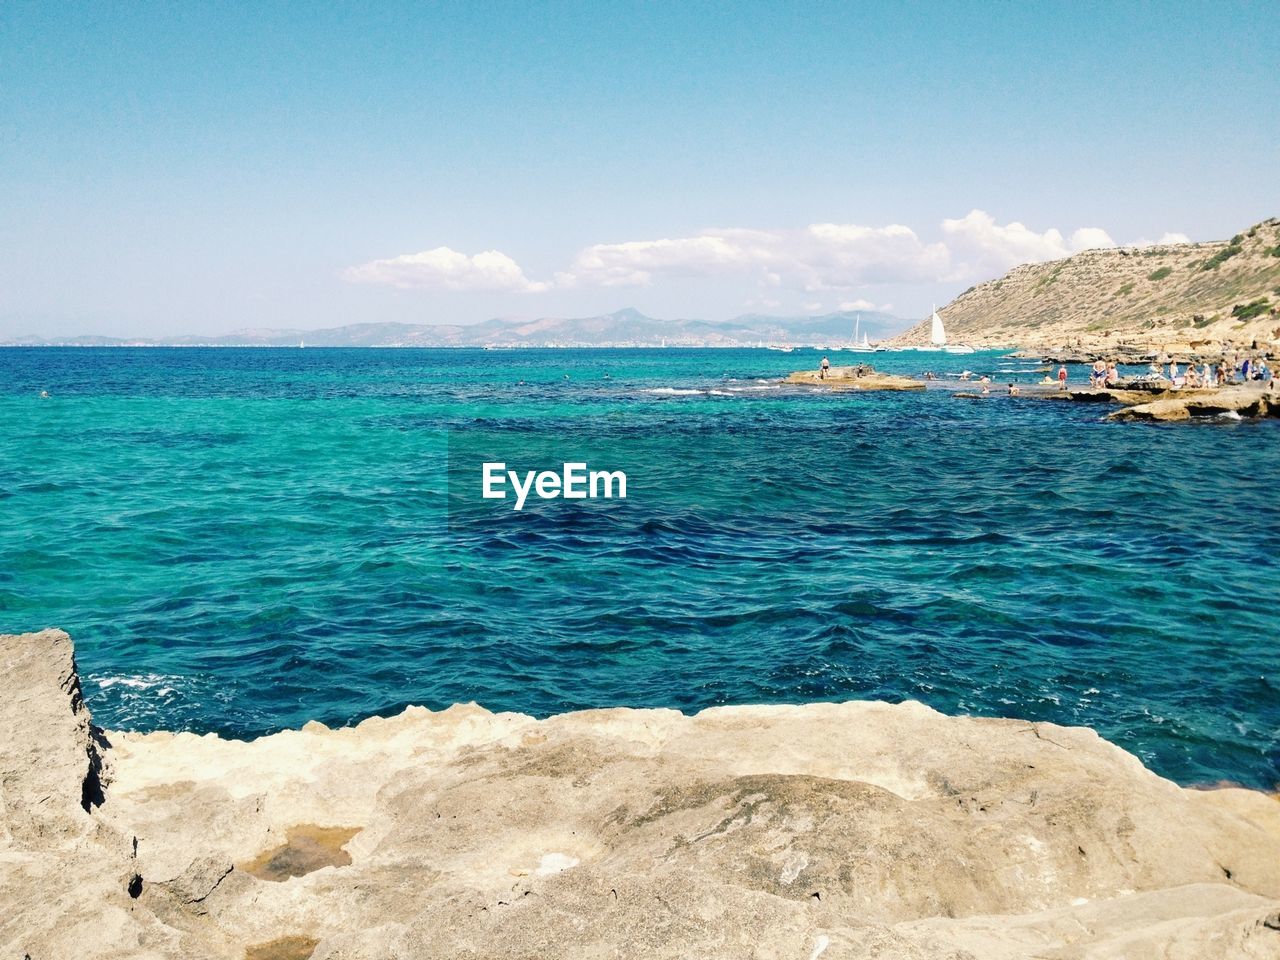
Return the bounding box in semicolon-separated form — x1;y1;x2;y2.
913;306;945;352
848;313;875;352
915;305;975;354
937;307;975;354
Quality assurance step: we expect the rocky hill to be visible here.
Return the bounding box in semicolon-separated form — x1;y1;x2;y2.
894;218;1280;352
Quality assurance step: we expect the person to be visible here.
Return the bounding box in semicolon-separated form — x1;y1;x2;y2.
1149;360;1162;375
1257;359;1271;383
1169;360;1179;382
819;356;830;380
1202;362;1214;388
1091;359;1106;387
39;390;49;399
1007;382;1019;396
1105;362;1118;386
1057;365;1068;390
1184;364;1200;388
959;370;972;381
1241;357;1251;381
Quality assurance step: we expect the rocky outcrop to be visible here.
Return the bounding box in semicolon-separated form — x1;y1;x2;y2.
785;366;925;391
1106;383;1279;422
3;629;1280;959
892;218;1280;352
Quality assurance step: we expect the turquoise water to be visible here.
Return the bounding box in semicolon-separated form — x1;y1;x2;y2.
2;347;1277;788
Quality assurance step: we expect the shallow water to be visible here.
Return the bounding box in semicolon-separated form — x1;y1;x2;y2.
2;347;1277;788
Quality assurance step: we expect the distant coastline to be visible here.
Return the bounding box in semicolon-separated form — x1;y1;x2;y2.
0;307;908;351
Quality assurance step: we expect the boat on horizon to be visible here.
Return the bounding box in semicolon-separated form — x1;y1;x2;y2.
934;306;977;354
915;306;975;354
848;314;876;353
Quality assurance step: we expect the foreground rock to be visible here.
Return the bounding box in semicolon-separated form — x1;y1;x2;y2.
4;630;1280;959
1106;383;1279;422
785;365;924;391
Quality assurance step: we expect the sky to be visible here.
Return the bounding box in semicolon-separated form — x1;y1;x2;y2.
2;0;1278;338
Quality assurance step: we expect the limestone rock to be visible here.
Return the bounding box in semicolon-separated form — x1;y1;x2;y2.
1107;383;1277;421
3;630;1279;959
785;366;925;391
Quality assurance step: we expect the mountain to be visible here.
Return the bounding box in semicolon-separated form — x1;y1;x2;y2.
892;219;1280;350
3;308;908;348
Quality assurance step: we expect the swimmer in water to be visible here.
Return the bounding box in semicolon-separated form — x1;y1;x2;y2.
40;390;49;398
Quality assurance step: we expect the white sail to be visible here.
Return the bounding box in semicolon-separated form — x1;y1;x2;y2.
849;312;875;352
930;306;946;346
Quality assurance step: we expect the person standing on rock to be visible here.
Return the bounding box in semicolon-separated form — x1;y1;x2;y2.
819;356;830;380
1057;366;1068;390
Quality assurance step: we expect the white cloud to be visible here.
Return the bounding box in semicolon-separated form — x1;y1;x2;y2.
555;223;949;291
941;210;1116;275
343;246;547;292
553;234;762;288
1129;232;1192;247
343;211;1144;299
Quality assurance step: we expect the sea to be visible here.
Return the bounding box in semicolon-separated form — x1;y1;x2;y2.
2;346;1277;788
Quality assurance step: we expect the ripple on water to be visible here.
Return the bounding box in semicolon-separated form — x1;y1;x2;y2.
2;348;1278;787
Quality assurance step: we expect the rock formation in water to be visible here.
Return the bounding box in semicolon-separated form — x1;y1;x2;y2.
893;219;1280;353
3;629;1280;959
784;366;925;391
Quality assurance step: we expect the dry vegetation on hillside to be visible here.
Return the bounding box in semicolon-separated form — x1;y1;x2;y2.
894;218;1280;351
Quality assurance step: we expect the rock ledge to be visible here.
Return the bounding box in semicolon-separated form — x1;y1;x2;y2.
3;630;1279;959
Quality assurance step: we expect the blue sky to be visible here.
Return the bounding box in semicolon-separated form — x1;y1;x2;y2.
2;0;1277;337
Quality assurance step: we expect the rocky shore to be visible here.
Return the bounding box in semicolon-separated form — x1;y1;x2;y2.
4;629;1280;959
784;365;925;391
1027;381;1279;422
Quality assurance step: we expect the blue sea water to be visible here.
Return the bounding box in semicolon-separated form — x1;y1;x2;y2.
2;346;1277;788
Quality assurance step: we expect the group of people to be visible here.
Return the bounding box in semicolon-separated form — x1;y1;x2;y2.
818;357;873;380
1147;355;1274;389
1089;360;1119;387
